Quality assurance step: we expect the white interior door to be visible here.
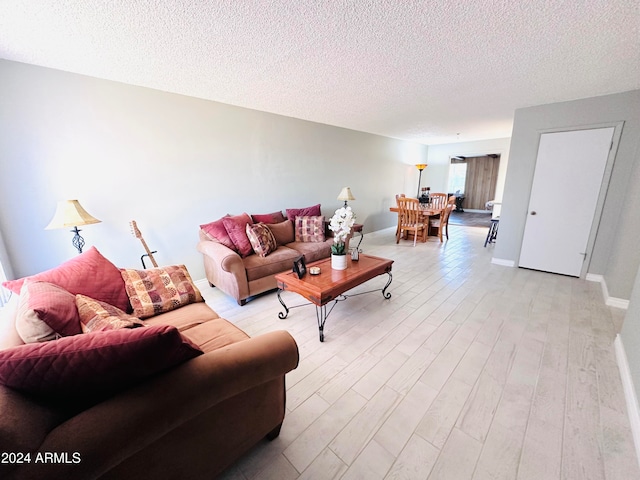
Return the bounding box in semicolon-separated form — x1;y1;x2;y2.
519;127;614;277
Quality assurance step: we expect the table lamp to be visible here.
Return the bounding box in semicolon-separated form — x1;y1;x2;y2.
337;187;355;207
45;200;101;254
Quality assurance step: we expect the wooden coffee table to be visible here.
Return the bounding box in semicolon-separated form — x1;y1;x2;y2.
275;254;393;342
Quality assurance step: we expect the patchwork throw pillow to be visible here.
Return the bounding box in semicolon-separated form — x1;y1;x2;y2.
2;247;130;312
76;294;144;333
200;215;236;251
0;324;203;402
222;213;254;257
295;216;326;242
251;211;286;224
15;281;81;342
246;223;277;257
286;204;321;223
268;220;295;246
120;265;204;319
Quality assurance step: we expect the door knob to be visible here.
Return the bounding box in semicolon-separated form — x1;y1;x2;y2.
530;211;537;215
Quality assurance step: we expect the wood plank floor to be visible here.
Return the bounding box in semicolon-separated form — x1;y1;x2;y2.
199;225;640;480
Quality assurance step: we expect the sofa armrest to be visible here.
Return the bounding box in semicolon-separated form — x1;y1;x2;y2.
16;330;299;480
196;237;249;302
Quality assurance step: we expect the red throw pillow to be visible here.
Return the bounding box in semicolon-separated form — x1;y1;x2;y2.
16;281;81;340
2;247;130;312
286;204;321;223
222;213;254;257
200;215;236;251
0;325;203;401
251;211;286;224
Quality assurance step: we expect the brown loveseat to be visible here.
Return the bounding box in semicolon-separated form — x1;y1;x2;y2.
0;250;299;479
198;206;346;305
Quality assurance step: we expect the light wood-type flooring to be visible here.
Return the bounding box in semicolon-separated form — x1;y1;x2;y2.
199;225;640;480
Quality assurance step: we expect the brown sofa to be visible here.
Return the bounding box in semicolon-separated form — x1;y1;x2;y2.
198;214;343;305
0;294;299;479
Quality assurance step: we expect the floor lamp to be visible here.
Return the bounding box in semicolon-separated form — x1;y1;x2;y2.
416;164;427;198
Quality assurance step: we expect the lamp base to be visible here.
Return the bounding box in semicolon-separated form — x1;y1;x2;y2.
71;227;85;254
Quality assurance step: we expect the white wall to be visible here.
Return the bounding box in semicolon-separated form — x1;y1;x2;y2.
0;60;428;281
426;138;511;201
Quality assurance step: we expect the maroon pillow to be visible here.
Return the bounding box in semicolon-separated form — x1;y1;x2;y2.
251;211;286;224
0;325;202;401
200;215;236;251
2;247;130;313
286;204;321;223
18;281;81;338
222;213;254;257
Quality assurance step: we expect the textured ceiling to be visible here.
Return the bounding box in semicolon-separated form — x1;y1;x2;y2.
1;1;638;145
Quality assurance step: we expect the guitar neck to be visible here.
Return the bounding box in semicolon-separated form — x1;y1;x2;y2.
130;221;159;268
138;237;158;268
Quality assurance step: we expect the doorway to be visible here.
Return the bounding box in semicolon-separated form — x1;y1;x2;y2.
448;154;501;210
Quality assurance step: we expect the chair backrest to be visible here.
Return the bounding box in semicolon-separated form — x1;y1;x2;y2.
447;195;456;205
395;193;406;206
397;197;421;226
430;193;448;209
441;203;455;225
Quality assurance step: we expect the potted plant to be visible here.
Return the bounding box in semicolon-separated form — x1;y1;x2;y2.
328;206;356;270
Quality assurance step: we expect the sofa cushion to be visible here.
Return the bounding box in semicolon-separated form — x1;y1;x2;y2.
243;246;300;282
295;216;326;243
2;247;130;313
286;204;321;223
246;223;277;257
121;265;204;319
179;317;250;353
251;211;286;224
15;281;81;343
222;213;254;257
143;302;220;332
76;294;145;332
269;220;295;246
0;325;203;401
200;215;236;251
287;240;332;263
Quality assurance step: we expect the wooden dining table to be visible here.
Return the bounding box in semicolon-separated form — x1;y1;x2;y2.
389;204;445;237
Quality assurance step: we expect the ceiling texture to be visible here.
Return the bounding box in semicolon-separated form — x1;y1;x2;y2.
1;1;638;145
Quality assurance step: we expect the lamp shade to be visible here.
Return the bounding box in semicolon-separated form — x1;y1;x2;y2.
45;200;101;230
415;164;427;171
337;187;355;202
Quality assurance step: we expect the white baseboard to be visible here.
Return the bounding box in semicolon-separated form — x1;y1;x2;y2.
586;274;630;309
614;335;640;469
491;258;515;267
195;278;210;290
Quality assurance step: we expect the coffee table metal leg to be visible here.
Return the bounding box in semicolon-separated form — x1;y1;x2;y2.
315;304;327;342
277;289;289;319
382;272;393;299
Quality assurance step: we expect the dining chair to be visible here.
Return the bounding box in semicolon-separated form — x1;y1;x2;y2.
429;193;448;209
396;197;427;246
429;200;456;242
394;193;406;236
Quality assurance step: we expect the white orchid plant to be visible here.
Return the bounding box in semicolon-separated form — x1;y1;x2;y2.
328;206;356;255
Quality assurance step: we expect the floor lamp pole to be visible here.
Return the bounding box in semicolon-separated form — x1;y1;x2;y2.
415;164;427;198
